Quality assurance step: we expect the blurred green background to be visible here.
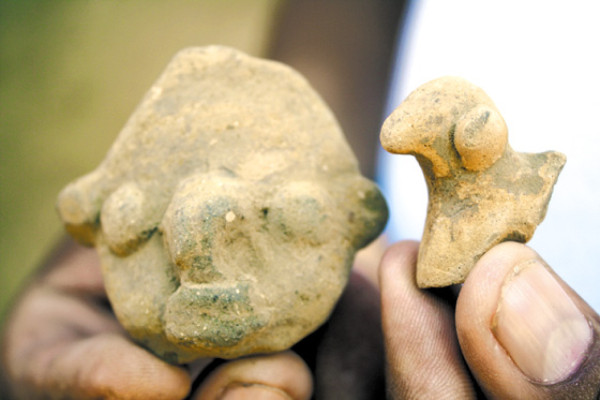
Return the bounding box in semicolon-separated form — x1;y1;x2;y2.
0;0;281;324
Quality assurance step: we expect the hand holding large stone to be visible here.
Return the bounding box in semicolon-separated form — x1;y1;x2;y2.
57;46;388;362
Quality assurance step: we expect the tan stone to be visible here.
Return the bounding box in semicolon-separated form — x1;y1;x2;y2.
380;76;565;288
56;46;388;362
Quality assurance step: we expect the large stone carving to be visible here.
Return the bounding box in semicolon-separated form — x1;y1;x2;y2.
381;76;565;288
57;46;388;362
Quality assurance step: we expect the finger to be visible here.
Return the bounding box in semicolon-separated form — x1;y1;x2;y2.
36;333;191;400
456;242;600;399
379;241;476;399
311;271;386;399
193;351;312;400
4;287;189;399
42;238;106;296
353;235;388;288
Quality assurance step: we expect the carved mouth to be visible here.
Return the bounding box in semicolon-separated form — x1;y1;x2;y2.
163;282;266;349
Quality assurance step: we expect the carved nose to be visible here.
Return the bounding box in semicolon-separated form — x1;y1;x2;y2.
163;195;242;283
161;172;251;284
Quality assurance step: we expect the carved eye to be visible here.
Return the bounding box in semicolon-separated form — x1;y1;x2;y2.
101;182;154;256
454;104;508;171
268;181;331;245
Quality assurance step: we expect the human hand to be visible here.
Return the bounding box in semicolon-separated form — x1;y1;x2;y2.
0;237;386;399
380;240;600;399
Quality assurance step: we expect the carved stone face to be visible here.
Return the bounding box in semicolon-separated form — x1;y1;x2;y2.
57;47;387;362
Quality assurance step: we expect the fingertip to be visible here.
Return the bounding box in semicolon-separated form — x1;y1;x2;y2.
101;337;192;400
193;351;312;400
378;240;419;288
461;241;537;291
49;334;192;400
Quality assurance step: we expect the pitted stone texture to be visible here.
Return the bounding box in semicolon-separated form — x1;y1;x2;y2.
57;46;388;362
381;76;565;288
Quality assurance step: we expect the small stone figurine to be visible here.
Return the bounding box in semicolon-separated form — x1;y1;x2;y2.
57;46;388;362
381;76;565;288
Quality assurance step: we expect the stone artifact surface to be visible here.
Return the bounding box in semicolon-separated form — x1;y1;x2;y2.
57;46;388;362
381;76;565;288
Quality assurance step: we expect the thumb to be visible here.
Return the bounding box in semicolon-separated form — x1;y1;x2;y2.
456;242;600;399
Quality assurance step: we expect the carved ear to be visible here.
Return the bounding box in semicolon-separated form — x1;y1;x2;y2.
335;175;388;249
268;181;331;246
56;170;107;246
454;104;508;171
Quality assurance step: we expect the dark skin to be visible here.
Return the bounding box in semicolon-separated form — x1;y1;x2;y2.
3;237;599;399
2;1;600;398
0;236;386;399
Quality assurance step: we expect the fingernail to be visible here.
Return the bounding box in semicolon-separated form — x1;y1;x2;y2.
493;259;592;384
220;384;292;400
